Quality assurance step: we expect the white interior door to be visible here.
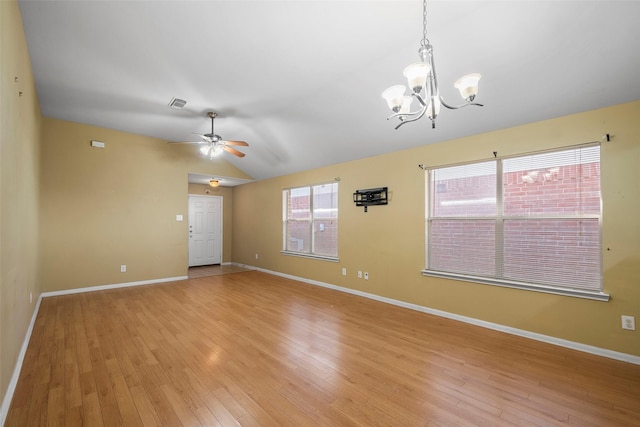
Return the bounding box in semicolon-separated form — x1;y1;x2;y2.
188;195;222;267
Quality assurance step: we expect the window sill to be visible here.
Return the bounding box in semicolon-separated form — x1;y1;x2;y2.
421;270;610;301
281;251;339;263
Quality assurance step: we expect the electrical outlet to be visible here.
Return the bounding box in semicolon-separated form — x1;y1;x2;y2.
255;253;259;260
357;271;362;278
364;272;369;280
621;315;636;330
342;268;347;276
29;291;33;304
120;264;127;273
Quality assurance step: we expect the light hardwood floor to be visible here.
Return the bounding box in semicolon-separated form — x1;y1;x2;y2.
5;271;640;426
188;264;252;279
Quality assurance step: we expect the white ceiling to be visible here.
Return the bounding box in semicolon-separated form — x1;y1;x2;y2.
19;1;640;183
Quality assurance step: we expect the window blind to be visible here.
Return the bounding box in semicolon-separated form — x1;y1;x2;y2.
427;144;602;293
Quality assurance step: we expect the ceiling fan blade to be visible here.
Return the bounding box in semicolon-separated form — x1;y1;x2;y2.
223;146;245;157
223;140;249;146
192;132;213;141
168;140;205;144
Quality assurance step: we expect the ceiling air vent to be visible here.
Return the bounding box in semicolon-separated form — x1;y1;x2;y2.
168;97;187;109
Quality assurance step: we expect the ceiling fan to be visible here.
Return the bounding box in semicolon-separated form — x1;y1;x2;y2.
172;111;248;158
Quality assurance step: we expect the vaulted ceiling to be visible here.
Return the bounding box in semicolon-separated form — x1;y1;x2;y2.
18;1;640;182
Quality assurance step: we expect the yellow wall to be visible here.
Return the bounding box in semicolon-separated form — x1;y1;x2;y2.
232;101;640;357
188;183;234;263
0;0;42;410
39;118;252;292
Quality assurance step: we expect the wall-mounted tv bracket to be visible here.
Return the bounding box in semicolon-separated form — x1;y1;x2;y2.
353;187;388;212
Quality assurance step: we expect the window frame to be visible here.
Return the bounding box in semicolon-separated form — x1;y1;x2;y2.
282;181;339;262
423;143;609;301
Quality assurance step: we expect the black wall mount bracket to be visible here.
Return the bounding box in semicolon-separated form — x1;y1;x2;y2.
353;187;388;212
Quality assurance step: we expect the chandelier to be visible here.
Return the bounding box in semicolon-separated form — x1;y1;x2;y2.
382;0;483;129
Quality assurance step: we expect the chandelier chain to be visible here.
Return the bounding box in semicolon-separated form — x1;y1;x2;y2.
421;0;429;46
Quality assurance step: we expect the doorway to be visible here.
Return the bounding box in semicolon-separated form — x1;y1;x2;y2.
188;195;222;267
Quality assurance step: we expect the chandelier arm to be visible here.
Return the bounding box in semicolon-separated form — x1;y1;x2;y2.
394;105;428;130
439;96;484;110
413;92;427;107
386;93;428;120
386;109;423;121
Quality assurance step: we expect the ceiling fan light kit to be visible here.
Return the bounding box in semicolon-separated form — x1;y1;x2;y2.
382;0;483;129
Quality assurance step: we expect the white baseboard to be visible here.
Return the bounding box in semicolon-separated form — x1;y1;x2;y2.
41;276;188;297
1;295;42;426
235;263;640;366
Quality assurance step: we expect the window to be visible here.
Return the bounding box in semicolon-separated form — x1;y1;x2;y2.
425;144;605;300
283;182;338;260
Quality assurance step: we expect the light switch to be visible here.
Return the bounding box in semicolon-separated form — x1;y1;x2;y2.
176;214;183;221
